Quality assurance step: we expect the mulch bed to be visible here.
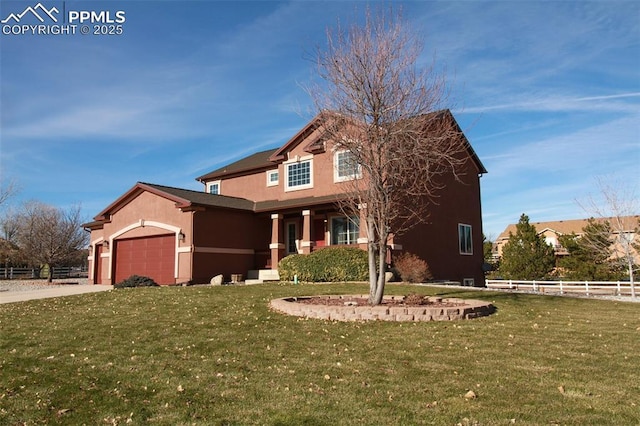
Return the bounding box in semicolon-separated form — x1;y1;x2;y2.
294;296;463;308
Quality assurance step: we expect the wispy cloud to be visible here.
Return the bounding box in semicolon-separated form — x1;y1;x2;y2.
479;112;639;236
1;0;637;235
462;92;640;114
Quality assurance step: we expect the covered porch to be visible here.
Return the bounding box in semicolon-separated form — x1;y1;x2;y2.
266;205;368;270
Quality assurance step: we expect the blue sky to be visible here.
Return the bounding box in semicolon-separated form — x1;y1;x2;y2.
1;0;638;238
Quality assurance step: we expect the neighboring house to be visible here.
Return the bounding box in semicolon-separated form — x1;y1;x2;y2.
85;110;487;286
493;216;640;261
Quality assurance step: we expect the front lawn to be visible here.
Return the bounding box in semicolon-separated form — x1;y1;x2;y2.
1;283;638;425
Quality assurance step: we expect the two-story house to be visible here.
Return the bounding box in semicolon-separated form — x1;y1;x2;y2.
85;110;487;286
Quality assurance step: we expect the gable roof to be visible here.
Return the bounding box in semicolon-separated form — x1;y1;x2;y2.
91;182;256;223
196;109;486;183
268;112;327;162
433;109;487;175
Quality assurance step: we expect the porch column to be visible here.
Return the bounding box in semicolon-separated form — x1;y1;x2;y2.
269;214;284;270
300;210;314;254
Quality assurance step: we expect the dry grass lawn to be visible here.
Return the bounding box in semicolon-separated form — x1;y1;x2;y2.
1;282;638;425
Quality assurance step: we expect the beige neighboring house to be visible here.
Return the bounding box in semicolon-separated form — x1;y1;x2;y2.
493;216;640;262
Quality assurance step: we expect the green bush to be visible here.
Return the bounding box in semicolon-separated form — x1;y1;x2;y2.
277;254;310;282
278;247;369;282
114;275;159;289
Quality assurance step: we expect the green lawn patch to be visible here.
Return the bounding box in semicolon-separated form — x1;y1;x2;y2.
1;283;638;425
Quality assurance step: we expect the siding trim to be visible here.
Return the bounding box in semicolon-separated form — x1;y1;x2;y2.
194;247;255;255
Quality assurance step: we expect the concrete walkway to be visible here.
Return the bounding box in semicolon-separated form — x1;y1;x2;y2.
0;284;113;304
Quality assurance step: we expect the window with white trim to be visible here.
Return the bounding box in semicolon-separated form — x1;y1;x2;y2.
266;170;279;187
285;159;312;191
207;181;221;195
331;216;360;245
334;150;361;182
463;278;475;287
458;223;473;255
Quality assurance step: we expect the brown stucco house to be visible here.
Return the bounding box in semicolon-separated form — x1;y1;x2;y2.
85;110;487;286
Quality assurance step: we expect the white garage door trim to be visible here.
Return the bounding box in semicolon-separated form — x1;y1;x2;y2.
106;219;183;281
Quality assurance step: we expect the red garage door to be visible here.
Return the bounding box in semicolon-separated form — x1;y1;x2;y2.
114;234;175;285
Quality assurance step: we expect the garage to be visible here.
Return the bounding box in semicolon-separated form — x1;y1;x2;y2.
114;234;175;285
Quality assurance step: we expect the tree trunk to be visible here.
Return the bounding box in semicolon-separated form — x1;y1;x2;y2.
47;266;53;283
628;259;636;298
368;218;388;305
368;218;378;304
373;240;387;304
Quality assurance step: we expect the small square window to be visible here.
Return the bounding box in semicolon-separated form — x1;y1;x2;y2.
458;223;473;255
267;170;279;187
208;181;220;195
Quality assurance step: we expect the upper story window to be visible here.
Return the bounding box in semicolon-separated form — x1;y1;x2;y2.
207;181;221;195
334;150;361;182
285;157;313;191
458;223;473;255
266;170;279;187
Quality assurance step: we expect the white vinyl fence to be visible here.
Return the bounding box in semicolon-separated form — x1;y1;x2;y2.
485;279;636;297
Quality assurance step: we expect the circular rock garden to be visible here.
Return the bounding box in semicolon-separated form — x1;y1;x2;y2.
270;294;495;322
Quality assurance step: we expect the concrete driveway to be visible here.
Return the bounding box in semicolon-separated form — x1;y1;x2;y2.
0;280;113;304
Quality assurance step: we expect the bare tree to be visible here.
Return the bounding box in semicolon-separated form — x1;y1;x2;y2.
0;209;21;269
579;177;639;297
0;178;21;270
13;201;88;282
0;178;18;209
309;7;467;305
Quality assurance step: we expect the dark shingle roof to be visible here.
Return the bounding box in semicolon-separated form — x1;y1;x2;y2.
143;183;349;214
196;148;279;182
255;194;348;213
140;183;256;211
90;182;349;226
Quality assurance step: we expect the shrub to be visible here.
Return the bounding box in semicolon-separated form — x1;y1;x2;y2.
277;254;311;282
278;247;369;282
403;293;429;305
114;275;159;289
394;252;432;283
